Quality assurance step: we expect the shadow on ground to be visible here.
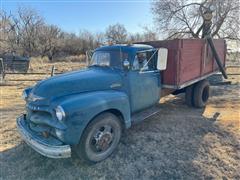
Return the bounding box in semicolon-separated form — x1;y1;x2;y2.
1;85;239;180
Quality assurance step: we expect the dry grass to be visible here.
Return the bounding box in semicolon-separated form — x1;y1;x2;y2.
29;55;86;73
227;52;240;62
53;55;86;62
0;60;240;179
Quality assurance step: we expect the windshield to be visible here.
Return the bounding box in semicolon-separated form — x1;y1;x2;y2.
90;50;129;68
90;51;110;66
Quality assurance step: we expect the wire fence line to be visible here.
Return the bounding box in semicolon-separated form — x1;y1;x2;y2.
1;60;240;83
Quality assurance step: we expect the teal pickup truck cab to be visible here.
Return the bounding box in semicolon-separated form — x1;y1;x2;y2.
17;42;216;163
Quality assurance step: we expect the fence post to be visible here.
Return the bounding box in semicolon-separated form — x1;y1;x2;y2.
0;58;5;82
51;65;55;76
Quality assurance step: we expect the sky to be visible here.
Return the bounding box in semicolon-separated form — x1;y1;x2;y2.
1;0;154;34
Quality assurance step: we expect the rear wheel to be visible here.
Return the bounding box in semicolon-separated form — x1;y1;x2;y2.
185;85;194;107
76;112;122;163
193;80;210;108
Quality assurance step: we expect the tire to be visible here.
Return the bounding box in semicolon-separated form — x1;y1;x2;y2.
185;85;194;107
76;112;122;163
193;80;210;108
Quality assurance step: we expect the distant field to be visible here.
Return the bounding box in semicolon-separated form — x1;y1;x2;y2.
29;55;87;72
226;52;240;66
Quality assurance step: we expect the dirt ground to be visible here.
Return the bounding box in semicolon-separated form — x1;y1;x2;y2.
0;61;239;180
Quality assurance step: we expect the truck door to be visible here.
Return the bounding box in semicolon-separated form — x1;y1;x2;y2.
128;50;161;113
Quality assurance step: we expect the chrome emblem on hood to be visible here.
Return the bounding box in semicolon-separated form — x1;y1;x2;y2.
110;83;122;89
28;92;44;102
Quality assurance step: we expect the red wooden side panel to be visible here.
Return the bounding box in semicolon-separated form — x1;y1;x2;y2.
202;42;214;75
141;39;226;88
179;39;226;86
179;39;203;84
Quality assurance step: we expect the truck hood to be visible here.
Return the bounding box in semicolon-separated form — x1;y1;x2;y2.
31;67;123;99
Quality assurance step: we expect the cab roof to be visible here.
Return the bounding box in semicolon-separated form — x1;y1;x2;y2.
95;44;153;52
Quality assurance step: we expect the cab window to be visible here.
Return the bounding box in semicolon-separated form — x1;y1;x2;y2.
132;50;157;71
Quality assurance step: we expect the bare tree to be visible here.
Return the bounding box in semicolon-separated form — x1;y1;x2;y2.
1;6;163;60
79;30;95;53
13;7;44;56
127;25;158;43
1;8;63;59
105;23;127;43
152;0;240;40
60;32;82;55
128;32;144;43
142;27;158;41
0;10;14;53
95;32;105;46
38;25;61;60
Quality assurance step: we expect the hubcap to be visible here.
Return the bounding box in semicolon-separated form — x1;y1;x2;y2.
91;125;114;152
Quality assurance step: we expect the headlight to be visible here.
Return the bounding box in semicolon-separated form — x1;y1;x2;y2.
55;106;65;121
22;90;28;100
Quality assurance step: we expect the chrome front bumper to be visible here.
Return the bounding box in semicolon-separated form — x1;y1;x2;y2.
16;115;71;158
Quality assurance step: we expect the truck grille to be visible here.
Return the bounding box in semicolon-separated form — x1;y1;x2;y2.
26;109;54;135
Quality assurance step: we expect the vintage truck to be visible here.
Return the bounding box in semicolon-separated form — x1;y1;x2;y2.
17;39;226;163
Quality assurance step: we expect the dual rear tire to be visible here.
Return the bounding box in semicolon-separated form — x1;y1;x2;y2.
185;80;210;108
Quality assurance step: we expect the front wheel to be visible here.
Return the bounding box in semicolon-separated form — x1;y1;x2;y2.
75;112;122;163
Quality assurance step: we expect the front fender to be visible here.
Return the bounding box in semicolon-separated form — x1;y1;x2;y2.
55;91;131;145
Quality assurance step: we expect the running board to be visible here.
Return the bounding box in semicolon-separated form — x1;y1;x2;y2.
131;106;160;124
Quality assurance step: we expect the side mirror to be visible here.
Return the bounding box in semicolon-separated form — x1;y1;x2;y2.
157;48;168;70
123;59;130;70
